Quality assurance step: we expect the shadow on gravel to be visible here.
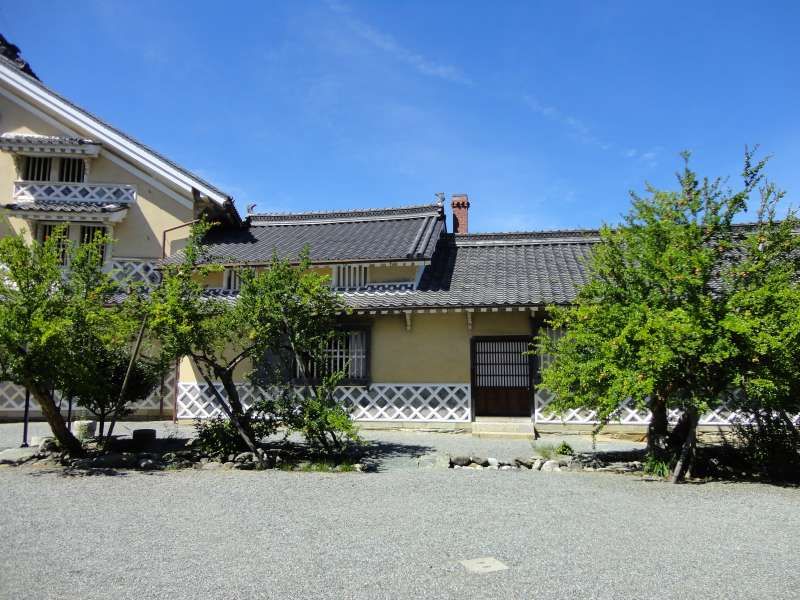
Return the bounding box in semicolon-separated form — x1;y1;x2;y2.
360;440;437;472
27;467;131;478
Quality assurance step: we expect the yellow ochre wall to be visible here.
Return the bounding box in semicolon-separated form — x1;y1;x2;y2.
369;265;417;283
175;311;532;385
0;94;193;258
371;311;531;383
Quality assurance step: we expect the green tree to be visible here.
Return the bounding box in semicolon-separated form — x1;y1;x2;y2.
149;221;350;465
722;186;800;478
239;257;359;456
62;339;161;442
538;150;790;480
0;224;118;455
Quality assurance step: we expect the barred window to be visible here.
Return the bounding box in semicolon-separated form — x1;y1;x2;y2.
79;225;106;260
332;264;368;290
297;329;370;383
58;158;85;183
223;268;241;291
38;223;68;265
23;156;52;181
538;326;565;371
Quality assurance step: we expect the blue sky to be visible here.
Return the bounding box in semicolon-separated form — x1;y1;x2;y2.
3;1;798;231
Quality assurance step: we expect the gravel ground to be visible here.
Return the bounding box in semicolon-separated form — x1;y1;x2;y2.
0;420;641;468
0;428;798;599
0;421;190;452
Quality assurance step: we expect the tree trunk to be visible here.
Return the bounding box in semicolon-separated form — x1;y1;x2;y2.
198;368;265;468
647;394;669;456
27;382;82;455
106;315;148;446
671;407;698;484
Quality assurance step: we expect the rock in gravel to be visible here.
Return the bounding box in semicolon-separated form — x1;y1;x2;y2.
137;458;161;470
541;460;562;472
132;429;157;446
234;452;255;463
467;463;484;470
31;436;58;452
450;455;471;467
500;465;513;470
73;420;97;441
39;438;59;453
202;461;224;470
0;447;38;465
532;459;544;471
514;457;533;469
222;462;235;469
487;457;499;468
94;453;136;469
470;456;489;467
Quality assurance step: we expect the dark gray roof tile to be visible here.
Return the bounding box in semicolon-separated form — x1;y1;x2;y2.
5;200;128;213
181;202;446;264
343;232;597;309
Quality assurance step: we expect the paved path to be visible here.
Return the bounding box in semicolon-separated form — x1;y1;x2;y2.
0;428;797;599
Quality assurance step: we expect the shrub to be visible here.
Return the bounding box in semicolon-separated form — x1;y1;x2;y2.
643;454;672;478
555;441;574;456
193;415;274;458
532;442;555;460
730;411;800;482
295;374;362;457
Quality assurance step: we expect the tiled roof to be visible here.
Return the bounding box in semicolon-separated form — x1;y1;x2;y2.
178;202;446;264
342;230;598;309
0;134;98;147
0;53;232;206
5;201;127;213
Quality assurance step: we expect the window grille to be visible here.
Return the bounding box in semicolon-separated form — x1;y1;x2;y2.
473;338;531;388
79;225;106;260
58;158;85;183
23;156;52;181
223;268;241;291
38;223;68;264
538;326;565;372
332;264;368;290
297;330;369;382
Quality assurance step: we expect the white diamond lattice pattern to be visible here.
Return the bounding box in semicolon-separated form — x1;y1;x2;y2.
177;383;471;422
14;181;136;203
533;388;789;426
0;365;176;416
108;259;162;285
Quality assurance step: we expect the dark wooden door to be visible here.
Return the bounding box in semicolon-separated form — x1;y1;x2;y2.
471;336;533;417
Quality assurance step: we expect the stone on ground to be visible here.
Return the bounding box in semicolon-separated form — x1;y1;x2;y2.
0;447;38;465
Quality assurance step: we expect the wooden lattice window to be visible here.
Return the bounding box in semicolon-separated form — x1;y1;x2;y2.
58;158;85;183
23;156;52;181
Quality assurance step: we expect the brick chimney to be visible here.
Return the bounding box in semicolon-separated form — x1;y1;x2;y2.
451;194;470;234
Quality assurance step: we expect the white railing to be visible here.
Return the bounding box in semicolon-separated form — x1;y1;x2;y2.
107;259;162;286
14;181;136;204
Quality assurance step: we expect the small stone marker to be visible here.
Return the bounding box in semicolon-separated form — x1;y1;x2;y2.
459;557;508;574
